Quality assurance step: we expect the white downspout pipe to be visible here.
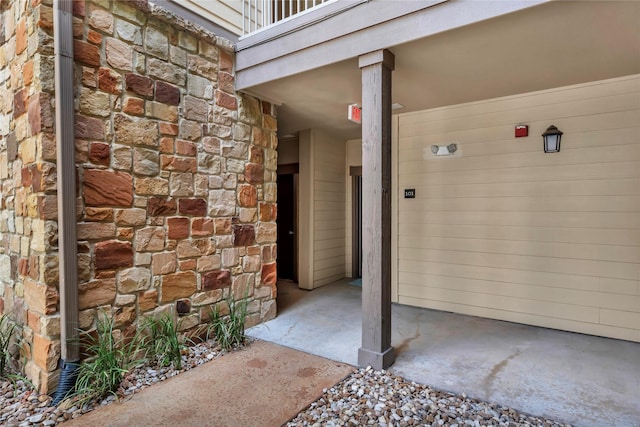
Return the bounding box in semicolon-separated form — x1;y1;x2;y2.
52;0;79;404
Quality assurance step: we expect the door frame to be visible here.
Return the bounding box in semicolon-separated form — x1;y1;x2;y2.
277;163;299;282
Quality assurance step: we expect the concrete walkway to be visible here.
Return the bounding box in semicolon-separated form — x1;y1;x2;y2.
64;340;353;427
247;280;640;427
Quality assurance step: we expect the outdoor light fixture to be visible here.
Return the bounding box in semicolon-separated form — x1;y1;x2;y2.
431;143;457;156
542;125;563;153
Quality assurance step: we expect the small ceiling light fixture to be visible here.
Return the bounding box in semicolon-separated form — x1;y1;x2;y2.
431;143;457;156
542;125;563;153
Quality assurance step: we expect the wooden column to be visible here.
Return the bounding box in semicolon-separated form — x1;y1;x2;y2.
358;49;395;370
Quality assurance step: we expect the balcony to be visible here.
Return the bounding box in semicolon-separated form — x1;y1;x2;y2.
241;0;334;35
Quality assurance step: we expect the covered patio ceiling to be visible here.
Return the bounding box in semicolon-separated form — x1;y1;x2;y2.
242;1;640;141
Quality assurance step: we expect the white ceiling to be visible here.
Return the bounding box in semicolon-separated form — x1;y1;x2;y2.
244;1;640;140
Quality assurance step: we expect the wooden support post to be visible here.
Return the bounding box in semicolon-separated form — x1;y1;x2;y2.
358;49;395;370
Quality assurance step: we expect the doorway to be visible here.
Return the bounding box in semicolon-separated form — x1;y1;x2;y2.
350;166;362;279
277;164;298;282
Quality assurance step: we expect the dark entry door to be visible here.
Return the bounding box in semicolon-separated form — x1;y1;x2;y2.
277;172;297;281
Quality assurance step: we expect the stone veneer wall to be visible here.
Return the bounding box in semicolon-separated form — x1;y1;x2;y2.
0;0;278;393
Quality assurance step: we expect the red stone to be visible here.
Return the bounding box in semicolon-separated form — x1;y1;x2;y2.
155;81;180;106
233;225;255;247
202;270;231;290
218;72;234;94
147;197;177;216
72;0;85;16
89;143;110;166
216;91;237;110
95;240;133;270
219;50;233;73
27;96;41;135
160;155;197;172
175;140;196;156
13;89;27;118
123;97;144;116
244;163;263;184
74;40;101;67
167;217;190;239
259;203;272;222
159;122;179;136
178;198;206;216
23;61;34;86
16;19;27;54
75;114;105;140
125;73;154;98
238;185;257;207
159;138;174;154
250;146;264;164
98;68;122;94
191;218;213;236
38;195;58;220
87;29;102;45
83;169;133;207
261;262;277;285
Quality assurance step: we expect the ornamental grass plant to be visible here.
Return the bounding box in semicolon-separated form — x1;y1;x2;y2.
141;313;184;370
206;297;248;351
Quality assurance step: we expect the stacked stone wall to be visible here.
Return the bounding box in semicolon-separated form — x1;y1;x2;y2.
1;0;278;393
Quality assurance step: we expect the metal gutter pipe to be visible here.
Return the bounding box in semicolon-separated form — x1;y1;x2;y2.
51;0;80;405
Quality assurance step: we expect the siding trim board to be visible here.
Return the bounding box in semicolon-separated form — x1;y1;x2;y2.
396;74;640;342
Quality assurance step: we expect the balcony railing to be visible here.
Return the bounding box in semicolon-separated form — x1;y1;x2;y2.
242;0;333;35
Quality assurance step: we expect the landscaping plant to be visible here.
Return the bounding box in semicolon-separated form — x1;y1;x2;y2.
0;313;18;378
207;297;248;351
72;315;143;405
141;313;184;370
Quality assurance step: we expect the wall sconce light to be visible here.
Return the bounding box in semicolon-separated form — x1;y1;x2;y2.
431;143;457;156
542;125;563;153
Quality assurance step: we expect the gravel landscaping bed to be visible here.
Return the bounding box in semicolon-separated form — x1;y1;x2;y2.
2;344;570;427
0;340;224;427
287;366;571;427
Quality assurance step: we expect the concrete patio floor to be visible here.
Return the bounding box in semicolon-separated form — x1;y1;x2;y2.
247;279;640;427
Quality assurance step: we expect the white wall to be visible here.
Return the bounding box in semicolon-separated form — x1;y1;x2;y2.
396;74;640;342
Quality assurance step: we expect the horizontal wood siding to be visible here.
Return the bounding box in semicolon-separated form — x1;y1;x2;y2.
313;131;346;286
397;75;640;342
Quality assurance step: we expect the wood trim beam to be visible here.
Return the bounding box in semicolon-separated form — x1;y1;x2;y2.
358;49;395;370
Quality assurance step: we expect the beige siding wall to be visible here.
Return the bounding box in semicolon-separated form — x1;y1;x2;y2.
397;75;640;342
313;131;347;286
179;0;266;35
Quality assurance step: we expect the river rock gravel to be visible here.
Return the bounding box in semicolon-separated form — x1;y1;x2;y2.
286;366;571;427
2;344;571;427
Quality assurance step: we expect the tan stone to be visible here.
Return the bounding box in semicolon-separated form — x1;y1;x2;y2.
114;114;159;147
238;185;257;207
135;227;166;251
191;218;213;236
77;222;116;240
179;259;197;271
152;252;177;275
106;37;133;71
115;294;136;306
118;267;151;293
78;278;116;309
175;240;201;258
135;177;169;196
133;148;160;176
161;271;196;302
115;208;147;226
33;335;60;372
242;255;261;273
139;289;158;312
256;223;277;244
191;289;222;307
24;278;58;315
261;263;277;286
197;254;221;272
169;172;193;196
115;305;136;327
222;248;238;268
232;273;254;299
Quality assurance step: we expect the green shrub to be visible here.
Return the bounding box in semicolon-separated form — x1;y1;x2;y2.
206;297;248;351
0;313;18;378
141;314;184;370
72;315;142;405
